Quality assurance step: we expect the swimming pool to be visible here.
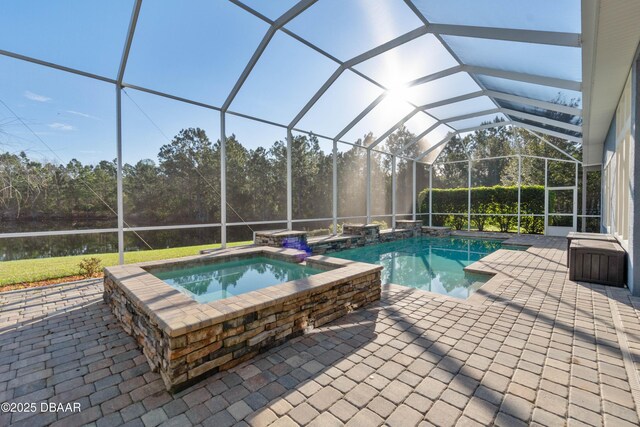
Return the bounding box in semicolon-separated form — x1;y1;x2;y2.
331;237;526;299
152;256;323;303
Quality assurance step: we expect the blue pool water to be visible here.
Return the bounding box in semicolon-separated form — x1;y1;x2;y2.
152;257;322;303
331;237;526;299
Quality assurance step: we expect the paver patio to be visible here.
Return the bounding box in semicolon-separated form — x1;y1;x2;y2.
1;236;640;426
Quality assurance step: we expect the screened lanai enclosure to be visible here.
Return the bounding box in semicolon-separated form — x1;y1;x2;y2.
0;0;600;263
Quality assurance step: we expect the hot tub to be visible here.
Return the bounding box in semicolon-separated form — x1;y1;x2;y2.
103;246;381;391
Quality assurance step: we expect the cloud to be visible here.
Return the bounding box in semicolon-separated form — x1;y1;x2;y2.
66;110;100;120
24;91;51;102
48;122;75;131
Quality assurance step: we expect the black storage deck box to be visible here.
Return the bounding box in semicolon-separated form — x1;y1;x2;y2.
569;240;625;287
566;232;618;267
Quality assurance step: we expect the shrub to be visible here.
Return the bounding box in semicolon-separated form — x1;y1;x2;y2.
371;220;388;229
78;257;103;277
328;223;343;234
520;216;545;234
307;228;331;237
447;215;466;230
471;214;488;231
418;185;545;234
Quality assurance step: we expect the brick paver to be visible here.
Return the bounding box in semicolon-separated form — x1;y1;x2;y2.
1;235;640;426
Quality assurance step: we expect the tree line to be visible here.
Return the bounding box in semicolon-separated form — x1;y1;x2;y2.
0;128;417;231
1;120;598;238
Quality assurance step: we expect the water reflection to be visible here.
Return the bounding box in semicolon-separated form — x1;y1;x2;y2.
152;257;321;303
332;237;524;299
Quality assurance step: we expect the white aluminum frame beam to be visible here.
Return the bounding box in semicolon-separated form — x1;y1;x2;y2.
367;109;421;150
402;122;442;151
441;108;502;124
426;23;581;48
502;108;582;133
0;48;117;84
419;91;485;110
333;93;387;141
414;132;456;162
115;0;143;264
117;0;142;85
515;122;582;144
405;65;464;86
462;65;581;92
455;121;510;135
486;90;582;116
521;128;582;161
391;154;397;229
418;89;583;118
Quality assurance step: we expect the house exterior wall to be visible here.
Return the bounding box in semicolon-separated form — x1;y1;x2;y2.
602;46;639;296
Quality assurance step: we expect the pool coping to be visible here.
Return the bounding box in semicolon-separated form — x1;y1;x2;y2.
104;246;382;338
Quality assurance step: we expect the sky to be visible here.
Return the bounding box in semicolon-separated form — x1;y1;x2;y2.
0;0;581;165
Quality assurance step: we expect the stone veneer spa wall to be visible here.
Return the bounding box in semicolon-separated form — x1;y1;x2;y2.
103;247;381;392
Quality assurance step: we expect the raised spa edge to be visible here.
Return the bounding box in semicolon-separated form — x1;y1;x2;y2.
103;246;382;392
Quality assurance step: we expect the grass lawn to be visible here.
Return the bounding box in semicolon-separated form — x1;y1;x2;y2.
0;241;251;287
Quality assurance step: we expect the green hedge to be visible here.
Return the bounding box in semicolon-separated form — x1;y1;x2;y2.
418;185;548;233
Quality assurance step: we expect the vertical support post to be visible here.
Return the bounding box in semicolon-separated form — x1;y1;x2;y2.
544;159;548;234
582;165;587;231
115;86;124;265
574;161;579;231
467;159;471;231
114;0;141;263
220;112;227;248
287;128;293;230
429;165;433;227
517;154;522;234
412;160;417;221
332;139;338;235
366;149;371;224
392;155;397;230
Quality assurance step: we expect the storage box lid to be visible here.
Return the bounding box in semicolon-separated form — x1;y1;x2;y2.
570;239;625;254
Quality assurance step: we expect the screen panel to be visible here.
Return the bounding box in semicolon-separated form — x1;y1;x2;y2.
291;132;333;220
355;34;458;87
429;96;497;120
477;75;582;107
413;0;580;33
406;72;481;106
286;0;422;61
396;158;414;217
225;115;287;222
122;89;220;228
231;32;338;124
296;70;383;137
0;56;117;234
125;0;268;106
343;97;415;144
443;36;582;82
337;143;367;218
0;233;118;262
370;152;392;217
0;0;133;77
